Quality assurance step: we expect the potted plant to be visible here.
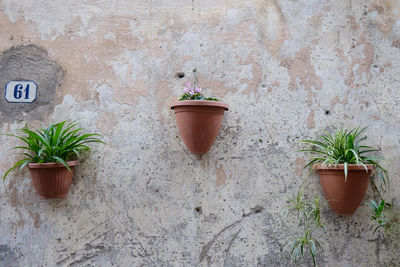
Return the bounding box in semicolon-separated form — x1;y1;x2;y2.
300;126;388;215
170;83;228;154
3;120;104;199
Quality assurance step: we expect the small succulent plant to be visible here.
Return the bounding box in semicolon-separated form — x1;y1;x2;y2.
179;83;219;101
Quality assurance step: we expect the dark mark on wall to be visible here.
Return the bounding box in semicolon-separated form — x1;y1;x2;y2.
199;205;264;263
392;38;400;49
195;206;202;215
175;72;185;79
0;45;64;122
0;245;17;266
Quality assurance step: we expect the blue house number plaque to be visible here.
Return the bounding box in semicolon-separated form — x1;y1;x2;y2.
5;81;37;103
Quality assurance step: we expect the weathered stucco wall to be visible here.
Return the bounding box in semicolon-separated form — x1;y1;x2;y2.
0;0;399;266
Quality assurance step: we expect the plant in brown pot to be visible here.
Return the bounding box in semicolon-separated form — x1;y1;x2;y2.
170;83;228;154
300;126;388;216
3;120;104;199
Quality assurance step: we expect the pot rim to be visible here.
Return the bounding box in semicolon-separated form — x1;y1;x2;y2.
170;100;229;110
314;163;374;171
28;160;79;169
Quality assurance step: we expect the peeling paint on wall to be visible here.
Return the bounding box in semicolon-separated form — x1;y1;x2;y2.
0;0;399;266
0;45;63;122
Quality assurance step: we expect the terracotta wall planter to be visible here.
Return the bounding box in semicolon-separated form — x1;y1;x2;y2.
315;164;373;216
28;160;78;199
171;100;228;154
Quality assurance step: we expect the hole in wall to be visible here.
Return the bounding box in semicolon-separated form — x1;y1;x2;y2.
195;206;202;214
175;72;185;79
325;110;331;115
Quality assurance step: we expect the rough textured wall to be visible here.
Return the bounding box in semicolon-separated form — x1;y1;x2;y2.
0;0;399;266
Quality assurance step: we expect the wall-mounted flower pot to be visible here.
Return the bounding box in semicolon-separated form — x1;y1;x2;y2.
28;160;78;199
171;100;229;154
315;164;373;216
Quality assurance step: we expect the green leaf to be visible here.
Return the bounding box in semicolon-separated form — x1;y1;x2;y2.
2;120;103;181
299;126;388;188
51;156;71;171
3;158;31;181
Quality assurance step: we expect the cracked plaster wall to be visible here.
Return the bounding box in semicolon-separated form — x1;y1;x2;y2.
0;0;399;266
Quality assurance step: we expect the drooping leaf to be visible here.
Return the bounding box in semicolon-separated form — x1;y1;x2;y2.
1;120;104;180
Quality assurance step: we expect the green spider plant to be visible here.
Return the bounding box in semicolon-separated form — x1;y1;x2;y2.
283;189;325;266
299;126;389;188
367;199;396;235
282;189;307;220
308;196;324;228
285;229;321;267
368;199;388;234
2;120;104;181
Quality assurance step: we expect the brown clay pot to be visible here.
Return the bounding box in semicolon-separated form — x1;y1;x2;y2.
315;164;373;216
28;161;78;199
171;100;228;154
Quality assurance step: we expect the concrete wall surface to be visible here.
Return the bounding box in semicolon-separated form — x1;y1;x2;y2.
0;0;399;266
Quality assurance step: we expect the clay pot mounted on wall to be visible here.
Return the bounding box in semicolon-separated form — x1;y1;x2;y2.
28;161;78;199
171;100;228;154
300;126;389;216
171;83;229;154
315;164;373;216
2;120;104;199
